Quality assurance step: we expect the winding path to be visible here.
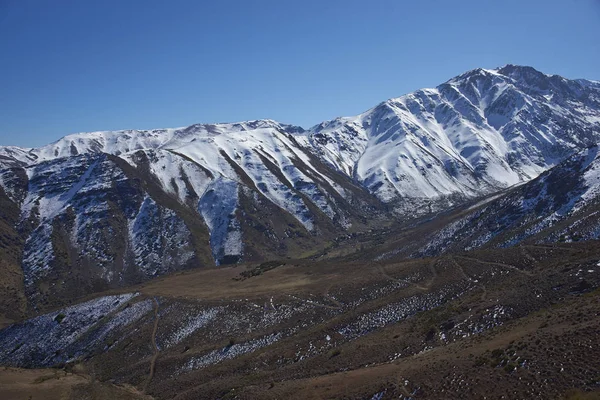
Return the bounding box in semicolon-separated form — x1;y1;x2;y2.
323;285;344;309
427;259;438;288
524;244;582;253
456;255;534;277
143;297;160;394
449;257;487;301
287;294;341;310
519;246;537;264
377;263;428;291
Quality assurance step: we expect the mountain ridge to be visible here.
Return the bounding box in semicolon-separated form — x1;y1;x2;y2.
4;65;599;162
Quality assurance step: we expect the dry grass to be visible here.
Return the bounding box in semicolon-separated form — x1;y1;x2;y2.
135;261;371;301
0;367;151;400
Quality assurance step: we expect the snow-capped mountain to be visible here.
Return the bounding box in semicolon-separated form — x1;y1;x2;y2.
307;65;600;213
0;120;382;313
1;65;599;313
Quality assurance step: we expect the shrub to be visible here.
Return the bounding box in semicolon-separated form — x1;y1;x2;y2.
329;349;341;358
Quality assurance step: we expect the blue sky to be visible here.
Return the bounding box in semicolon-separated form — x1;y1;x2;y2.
1;0;599;147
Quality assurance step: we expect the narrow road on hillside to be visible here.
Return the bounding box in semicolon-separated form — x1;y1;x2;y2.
519;246;537;263
449;257;487;301
287;294;342;310
323;285;344;309
456;255;534;277
524;244;582;253
143;297;160;394
427;259;438;288
376;263;429;291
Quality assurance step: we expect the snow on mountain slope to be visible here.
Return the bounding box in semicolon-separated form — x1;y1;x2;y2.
2;65;598;216
198;177;241;262
10;153;206;308
3;120;357;243
307;65;600;213
116;120;364;262
0;122;381;310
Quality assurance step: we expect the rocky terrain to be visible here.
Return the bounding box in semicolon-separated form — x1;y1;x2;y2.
358;144;600;263
0;242;598;399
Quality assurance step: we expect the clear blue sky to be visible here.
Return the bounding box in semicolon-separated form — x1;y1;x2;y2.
1;0;599;148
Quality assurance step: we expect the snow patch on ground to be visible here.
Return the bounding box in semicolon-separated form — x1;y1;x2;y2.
182;332;284;371
162;307;223;348
0;293;140;367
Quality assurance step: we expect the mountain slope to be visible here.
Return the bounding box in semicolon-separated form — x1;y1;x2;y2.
1;241;598;399
0;153;216;312
412;144;600;257
362;145;600;262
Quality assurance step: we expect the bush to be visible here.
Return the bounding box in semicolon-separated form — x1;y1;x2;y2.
491;348;504;358
329;349;341;358
504;363;516;373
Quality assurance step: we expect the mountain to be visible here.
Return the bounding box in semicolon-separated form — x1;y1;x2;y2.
0;120;383;315
1;65;599;316
307;65;600;213
421;144;600;253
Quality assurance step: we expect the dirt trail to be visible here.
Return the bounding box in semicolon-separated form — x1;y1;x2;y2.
457;255;534;277
287;294;341;310
519;246;537;263
524;244;582;253
376;263;429;291
143;297;160;394
323;285;344;309
427;259;438;288
449;257;487;301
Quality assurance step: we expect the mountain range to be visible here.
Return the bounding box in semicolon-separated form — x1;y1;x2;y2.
1;64;600;400
1;64;599;319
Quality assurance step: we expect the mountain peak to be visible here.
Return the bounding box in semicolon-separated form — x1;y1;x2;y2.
496;64;548;80
445;65;552;87
457;66;500;78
